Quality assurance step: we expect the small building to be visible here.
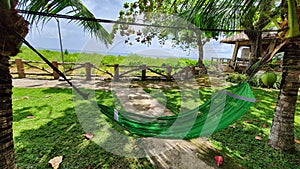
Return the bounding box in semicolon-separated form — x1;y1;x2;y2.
218;32;278;72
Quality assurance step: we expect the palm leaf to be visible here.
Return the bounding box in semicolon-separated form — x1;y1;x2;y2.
170;0;260;30
18;0;112;45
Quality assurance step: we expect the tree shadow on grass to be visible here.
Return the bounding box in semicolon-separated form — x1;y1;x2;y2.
41;87;73;95
13;87;152;169
13;105;53;122
14;106;152;169
209;87;300;169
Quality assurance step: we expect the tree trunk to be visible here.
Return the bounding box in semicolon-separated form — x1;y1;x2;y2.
0;7;29;169
197;34;204;67
196;33;207;74
245;31;262;75
0;55;15;169
268;41;300;152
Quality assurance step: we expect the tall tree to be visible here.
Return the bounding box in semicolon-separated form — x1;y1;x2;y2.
268;0;300;152
117;1;282;74
0;0;111;168
113;0;219;71
177;0;299;152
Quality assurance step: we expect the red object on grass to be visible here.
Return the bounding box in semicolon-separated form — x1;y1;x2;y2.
214;156;224;167
84;133;94;140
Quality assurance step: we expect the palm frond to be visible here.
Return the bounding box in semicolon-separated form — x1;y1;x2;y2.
18;0;112;45
174;0;260;31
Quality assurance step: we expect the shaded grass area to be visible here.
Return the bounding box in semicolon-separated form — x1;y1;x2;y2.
209;88;300;169
13;88;152;169
144;85;300;169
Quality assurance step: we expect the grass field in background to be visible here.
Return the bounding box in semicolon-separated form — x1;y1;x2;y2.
13;46;204;67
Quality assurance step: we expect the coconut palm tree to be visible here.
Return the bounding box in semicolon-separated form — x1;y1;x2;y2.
268;0;300;152
0;0;111;168
175;0;299;152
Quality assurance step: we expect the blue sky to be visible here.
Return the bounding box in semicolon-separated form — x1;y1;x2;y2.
24;0;235;60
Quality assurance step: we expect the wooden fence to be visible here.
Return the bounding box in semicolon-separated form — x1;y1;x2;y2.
9;59;196;81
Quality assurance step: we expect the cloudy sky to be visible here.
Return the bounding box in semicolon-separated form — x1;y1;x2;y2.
24;0;235;60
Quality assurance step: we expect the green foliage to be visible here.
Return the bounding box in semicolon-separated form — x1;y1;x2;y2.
18;0;112;45
64;49;69;55
225;73;281;89
248;75;262;87
15;46;78;62
226;73;248;84
14;47;198;68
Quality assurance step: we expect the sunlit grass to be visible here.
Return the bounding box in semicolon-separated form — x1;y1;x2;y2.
13;88;152;169
144;86;300;168
12;85;300;168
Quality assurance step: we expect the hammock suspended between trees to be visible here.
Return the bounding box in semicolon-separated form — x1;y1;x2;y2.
17;34;256;140
97;82;256;140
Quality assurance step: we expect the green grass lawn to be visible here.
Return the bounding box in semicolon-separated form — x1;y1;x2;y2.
12;88;152;169
210;87;300;169
147;86;300;168
12;86;300;168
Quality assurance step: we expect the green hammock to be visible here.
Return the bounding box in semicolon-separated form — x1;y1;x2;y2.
18;34;256;140
97;82;256;140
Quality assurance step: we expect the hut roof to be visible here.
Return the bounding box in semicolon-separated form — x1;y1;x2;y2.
220;32;278;44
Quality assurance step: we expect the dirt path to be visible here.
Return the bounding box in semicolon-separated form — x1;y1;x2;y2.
112;83;216;169
13;78;243;169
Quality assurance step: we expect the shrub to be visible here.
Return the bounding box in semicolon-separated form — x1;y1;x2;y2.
226;73;248;84
64;49;69;55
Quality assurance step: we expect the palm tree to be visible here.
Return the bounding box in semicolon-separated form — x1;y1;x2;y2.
174;0;299;152
268;0;300;152
0;0;111;168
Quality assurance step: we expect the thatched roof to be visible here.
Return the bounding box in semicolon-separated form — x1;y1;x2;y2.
220;32;278;45
220;32;249;43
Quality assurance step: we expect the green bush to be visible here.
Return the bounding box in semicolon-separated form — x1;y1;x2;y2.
248;75;262;87
226;73;248;84
64;49;69;55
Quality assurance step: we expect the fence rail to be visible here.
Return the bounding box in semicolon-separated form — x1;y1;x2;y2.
9;59;196;81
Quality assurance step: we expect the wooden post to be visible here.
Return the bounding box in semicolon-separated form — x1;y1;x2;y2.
114;64;119;81
167;66;172;81
185;67;189;79
232;41;240;71
15;58;25;78
52;61;59;79
141;64;147;81
85;62;92;81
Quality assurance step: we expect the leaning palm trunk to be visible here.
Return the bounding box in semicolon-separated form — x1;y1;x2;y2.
0;8;29;169
268;41;300;152
245;31;262;75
